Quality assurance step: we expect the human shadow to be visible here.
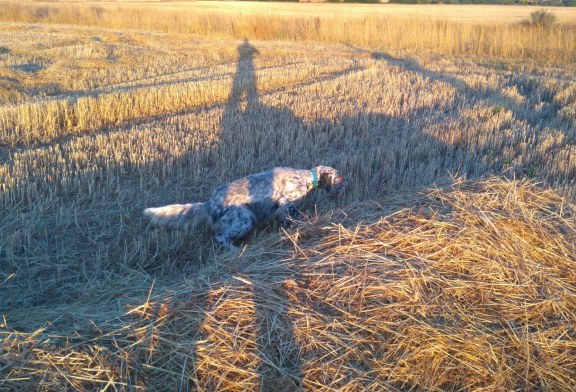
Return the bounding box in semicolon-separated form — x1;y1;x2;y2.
228;38;260;111
214;38;304;391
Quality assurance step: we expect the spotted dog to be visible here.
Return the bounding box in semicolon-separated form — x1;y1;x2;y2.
143;166;347;249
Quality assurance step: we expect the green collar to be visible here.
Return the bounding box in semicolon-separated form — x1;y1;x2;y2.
310;169;318;189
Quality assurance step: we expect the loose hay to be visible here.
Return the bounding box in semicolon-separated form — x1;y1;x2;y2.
2;177;575;391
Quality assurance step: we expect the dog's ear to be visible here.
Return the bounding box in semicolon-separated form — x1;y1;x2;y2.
318;172;333;189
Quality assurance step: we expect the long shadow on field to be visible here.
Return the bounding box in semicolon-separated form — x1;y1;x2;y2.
224;41;306;380
371;51;574;138
187;38;305;391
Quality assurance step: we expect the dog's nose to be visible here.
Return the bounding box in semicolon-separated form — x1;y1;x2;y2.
336;176;348;187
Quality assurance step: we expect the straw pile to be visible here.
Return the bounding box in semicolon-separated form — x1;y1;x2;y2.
2;177;575;391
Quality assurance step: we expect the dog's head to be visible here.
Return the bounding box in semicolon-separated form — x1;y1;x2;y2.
314;166;347;193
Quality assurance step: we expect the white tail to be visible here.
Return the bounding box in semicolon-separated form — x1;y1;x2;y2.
143;203;208;229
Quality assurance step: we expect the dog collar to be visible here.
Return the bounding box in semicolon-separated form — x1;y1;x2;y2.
310;169;318;189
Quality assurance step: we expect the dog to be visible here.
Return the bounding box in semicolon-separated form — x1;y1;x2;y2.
143;166;347;249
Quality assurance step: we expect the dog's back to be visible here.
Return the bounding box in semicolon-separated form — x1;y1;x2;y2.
208;167;311;219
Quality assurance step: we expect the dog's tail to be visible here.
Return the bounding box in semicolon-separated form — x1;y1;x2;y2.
143;202;208;229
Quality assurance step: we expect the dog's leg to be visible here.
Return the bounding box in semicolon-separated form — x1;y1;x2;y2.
214;234;237;250
276;203;302;228
213;207;256;250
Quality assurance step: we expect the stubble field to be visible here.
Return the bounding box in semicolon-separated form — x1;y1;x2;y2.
1;2;576;391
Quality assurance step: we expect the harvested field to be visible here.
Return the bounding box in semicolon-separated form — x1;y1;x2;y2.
1;2;576;62
1;4;576;391
2;178;576;390
3;1;576;24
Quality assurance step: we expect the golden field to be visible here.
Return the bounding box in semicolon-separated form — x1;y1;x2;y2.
1;3;576;391
4;2;576;25
1;2;576;63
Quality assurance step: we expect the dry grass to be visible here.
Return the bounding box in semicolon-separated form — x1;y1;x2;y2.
0;4;576;391
2;178;575;390
0;3;574;146
1;2;575;65
4;1;576;24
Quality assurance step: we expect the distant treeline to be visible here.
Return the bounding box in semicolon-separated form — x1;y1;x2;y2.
389;0;575;5
323;0;576;4
247;0;576;3
247;0;576;4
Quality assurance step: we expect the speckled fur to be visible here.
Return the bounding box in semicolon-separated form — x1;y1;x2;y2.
143;166;346;249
